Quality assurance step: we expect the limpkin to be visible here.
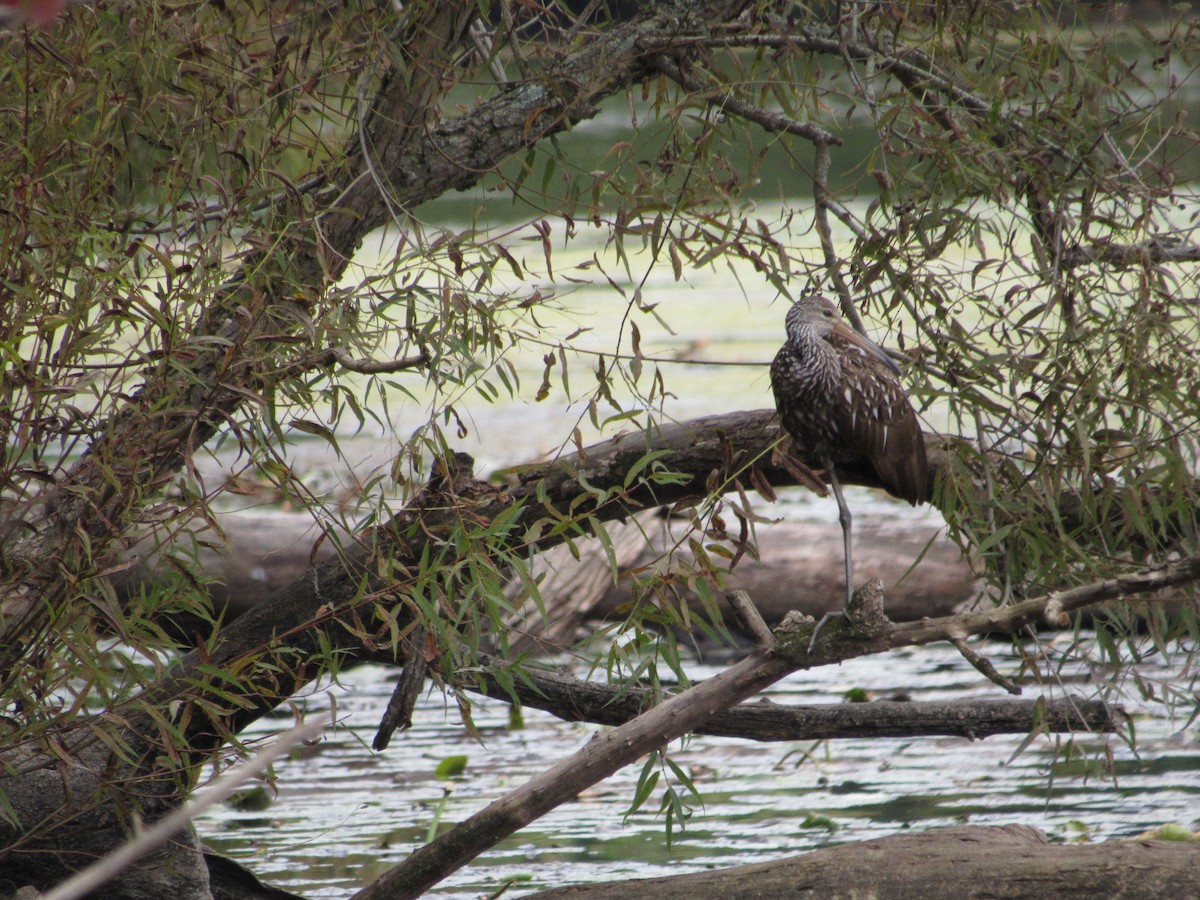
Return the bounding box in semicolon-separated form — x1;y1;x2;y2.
770;293;928;648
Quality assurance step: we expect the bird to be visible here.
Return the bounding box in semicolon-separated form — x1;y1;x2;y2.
769;292;928;649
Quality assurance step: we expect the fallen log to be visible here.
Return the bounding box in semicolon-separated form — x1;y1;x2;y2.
589;515;976;629
116;509;979;646
116;509;343;620
522;824;1200;899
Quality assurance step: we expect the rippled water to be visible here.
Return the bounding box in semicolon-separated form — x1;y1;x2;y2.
195;639;1200;898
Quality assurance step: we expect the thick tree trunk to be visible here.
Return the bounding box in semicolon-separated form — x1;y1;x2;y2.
0;739;212;900
523;825;1200;899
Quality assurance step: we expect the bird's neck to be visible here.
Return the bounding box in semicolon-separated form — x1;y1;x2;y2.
788;324;831;361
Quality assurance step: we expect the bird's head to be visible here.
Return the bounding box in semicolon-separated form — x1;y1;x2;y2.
783;293;854;347
783;292;901;374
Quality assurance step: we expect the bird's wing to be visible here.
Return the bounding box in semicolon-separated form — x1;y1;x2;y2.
826;328;929;505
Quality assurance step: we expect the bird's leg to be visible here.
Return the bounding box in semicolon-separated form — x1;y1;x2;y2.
809;458;854;652
829;462;855;608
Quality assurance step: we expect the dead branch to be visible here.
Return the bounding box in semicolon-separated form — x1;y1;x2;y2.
456;657;1115;742
951;636;1022;695
353;645;794;900
119;417;1200;749
283;346;429;377
7;422;1196;897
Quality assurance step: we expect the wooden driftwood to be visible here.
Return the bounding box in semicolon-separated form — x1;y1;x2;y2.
29;439;1197;899
118;508;979;648
500;511;1192;649
586;514;976;631
523;825;1200;899
458;659;1117;741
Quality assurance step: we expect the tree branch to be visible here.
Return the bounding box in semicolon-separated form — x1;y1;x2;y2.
8;414;1196;895
354;647;793;900
137;412;1200;748
951;637;1022;695
802;555;1200;665
281;346;430;378
727;589;773;649
1059;237;1200;269
652;55;840;146
0;0;482;661
318;0;756;251
1;0;761;672
456;658;1115;742
643;26;1075;165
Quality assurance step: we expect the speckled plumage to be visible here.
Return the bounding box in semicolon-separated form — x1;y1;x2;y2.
770;293;928;505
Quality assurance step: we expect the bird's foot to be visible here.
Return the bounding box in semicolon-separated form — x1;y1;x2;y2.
807;580;891;654
807;610;847;654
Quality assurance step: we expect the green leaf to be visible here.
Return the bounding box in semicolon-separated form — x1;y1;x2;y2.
626;755;660;816
435;755;469;779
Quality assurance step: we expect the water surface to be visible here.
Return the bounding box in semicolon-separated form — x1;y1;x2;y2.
196;640;1200;898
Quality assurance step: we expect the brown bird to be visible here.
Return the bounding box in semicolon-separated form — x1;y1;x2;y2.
770;293;928;647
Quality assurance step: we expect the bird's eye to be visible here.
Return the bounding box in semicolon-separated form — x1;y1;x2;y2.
822;309;834;317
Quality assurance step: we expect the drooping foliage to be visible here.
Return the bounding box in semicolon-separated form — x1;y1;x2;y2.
1;0;1198;848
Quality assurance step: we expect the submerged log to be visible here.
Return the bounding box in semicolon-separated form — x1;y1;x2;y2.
459;657;1118;741
523;824;1200;899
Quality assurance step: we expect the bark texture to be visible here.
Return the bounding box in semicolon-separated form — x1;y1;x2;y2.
0;741;211;900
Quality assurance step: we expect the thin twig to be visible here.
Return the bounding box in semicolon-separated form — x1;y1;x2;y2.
951;636;1022;695
279;346;429;379
564;0;607;42
812;141;863;332
114;174;331;238
469;19;508;84
974;407;1012;605
653;56;840;146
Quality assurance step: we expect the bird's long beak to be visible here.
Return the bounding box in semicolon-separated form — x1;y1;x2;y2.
832;320;902;375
